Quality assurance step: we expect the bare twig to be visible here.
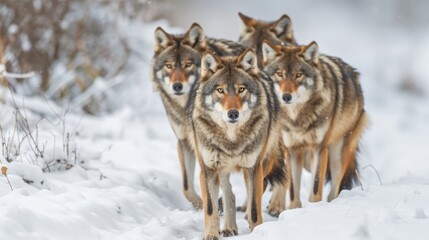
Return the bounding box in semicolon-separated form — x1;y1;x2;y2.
362;164;383;185
5;175;13;190
8;87;45;159
0;160;13;191
2;82;83;173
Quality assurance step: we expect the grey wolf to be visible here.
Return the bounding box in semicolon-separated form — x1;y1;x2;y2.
151;23;245;210
238;12;297;67
262;41;367;208
189;49;287;239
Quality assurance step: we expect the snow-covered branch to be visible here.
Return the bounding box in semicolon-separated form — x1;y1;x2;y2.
0;64;35;79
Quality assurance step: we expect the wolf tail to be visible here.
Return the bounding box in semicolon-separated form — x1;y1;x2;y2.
327;111;367;192
264;156;288;188
340;110;368;191
324;162;357;190
339;150;359;190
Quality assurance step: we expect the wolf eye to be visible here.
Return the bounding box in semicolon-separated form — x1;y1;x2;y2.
295;72;303;78
276;71;283;77
165;63;172;69
216;88;224;94
238;87;246;93
185;62;193;68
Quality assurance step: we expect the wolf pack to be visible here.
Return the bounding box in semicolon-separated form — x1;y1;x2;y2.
151;12;367;240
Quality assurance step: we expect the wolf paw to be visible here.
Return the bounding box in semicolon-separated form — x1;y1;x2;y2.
267;201;285;217
236;205;247;212
309;194;322;203
327;191;337;202
221;229;238;237
191;198;203;210
203;235;219;240
289;200;302;209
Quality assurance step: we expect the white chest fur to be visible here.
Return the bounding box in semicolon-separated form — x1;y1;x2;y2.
166;114;187;140
199;144;262;172
282;122;329;148
164;94;189;140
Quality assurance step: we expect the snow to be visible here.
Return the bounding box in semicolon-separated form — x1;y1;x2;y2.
1;1;429;240
237;179;429;240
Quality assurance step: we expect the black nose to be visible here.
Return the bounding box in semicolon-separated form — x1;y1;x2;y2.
282;93;292;103
172;82;183;92
227;110;239;120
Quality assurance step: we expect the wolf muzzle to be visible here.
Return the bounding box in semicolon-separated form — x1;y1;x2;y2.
282;93;292;104
227;109;239;123
172;82;184;95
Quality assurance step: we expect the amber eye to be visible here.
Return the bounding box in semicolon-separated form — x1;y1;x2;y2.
295;72;303;78
238;87;246;93
165;63;172;69
185;62;193;68
276;71;283;77
217;88;224;94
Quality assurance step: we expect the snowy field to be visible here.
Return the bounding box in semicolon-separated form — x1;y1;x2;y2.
1;1;429;239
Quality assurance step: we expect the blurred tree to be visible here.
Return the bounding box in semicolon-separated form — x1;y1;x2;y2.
0;0;70;91
0;0;142;113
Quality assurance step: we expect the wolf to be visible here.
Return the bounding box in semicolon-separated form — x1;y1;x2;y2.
238;12;297;67
237;12;297;213
262;41;367;208
189;49;287;239
151;23;245;210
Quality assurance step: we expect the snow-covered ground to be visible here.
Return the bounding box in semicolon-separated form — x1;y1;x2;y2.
1;1;429;239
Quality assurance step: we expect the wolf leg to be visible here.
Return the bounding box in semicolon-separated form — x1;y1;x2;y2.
328;112;367;201
236;173;249;213
178;140;202;210
289;150;303;209
200;167;220;240
243;163;264;230
267;148;289;215
327;139;344;202
220;173;238;237
309;146;328;202
267;184;287;216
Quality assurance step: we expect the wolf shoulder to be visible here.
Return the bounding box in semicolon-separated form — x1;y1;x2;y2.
319;54;362;96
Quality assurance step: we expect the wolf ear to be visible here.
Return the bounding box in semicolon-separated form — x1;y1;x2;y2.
154;27;173;53
238;12;256;35
183;23;206;49
262;41;282;65
300;41;319;65
270;15;293;41
237;48;258;75
238;12;256;27
201;52;221;80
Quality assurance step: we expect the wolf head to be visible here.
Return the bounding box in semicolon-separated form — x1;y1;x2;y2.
152;23;207;96
262;41;321;106
198;49;261;125
238;12;296;67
